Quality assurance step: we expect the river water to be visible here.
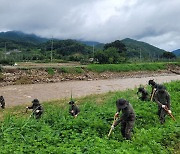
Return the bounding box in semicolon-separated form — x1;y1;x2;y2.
0;74;179;107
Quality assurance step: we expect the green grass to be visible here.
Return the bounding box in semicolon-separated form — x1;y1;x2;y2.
58;67;84;74
0;81;179;153
46;67;55;75
87;62;179;73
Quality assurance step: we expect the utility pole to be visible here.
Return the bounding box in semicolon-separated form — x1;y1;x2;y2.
51;36;53;62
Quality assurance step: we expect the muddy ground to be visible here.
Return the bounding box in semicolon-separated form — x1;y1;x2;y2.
0;73;179;107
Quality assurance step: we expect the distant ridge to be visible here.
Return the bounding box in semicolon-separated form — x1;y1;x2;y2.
0;31;48;44
172;49;180;57
121;38;167;57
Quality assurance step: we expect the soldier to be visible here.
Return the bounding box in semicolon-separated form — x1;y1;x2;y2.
26;99;43;119
69;101;80;118
154;85;171;124
148;79;158;100
0;96;5;109
137;87;149;101
111;99;135;140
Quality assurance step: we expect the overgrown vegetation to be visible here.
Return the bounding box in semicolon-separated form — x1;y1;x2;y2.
87;62;178;73
0;81;179;153
57;67;84;74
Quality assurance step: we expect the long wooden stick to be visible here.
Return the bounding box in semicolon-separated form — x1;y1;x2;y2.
108;115;117;137
150;88;156;101
164;106;176;121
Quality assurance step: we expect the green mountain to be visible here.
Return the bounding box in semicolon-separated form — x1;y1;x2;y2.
121;38;166;58
0;31;168;59
0;31;48;45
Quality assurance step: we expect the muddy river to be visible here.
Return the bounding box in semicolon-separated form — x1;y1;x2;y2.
0;74;179;107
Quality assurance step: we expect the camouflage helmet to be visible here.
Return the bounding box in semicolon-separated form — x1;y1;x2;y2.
138;87;144;92
148;80;156;86
32;99;39;104
69;100;75;105
116;99;129;109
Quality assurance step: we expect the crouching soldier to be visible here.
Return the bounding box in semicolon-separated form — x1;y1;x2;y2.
69;101;80;118
148;79;159;101
154;85;171;124
26;99;43;119
0;96;5;109
111;99;135;140
137;87;149;101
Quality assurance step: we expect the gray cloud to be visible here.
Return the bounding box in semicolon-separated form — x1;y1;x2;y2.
0;0;180;51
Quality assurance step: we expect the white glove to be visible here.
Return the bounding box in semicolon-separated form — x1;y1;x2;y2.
71;110;74;113
168;110;172;114
26;107;29;109
36;110;40;113
162;105;166;108
115;112;119;117
111;125;114;129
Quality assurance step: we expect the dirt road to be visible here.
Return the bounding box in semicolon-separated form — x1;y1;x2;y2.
0;74;179;107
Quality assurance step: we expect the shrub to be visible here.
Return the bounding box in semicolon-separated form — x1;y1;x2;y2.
46;67;55;75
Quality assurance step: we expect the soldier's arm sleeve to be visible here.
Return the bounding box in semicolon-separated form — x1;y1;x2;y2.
28;105;33;109
114;118;121;127
117;108;121;113
74;106;80;115
39;106;43;113
166;92;171;109
153;91;158;102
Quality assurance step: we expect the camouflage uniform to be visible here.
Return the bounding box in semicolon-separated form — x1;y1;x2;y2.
69;101;80;117
27;99;43;119
113;99;135;140
154;85;171;124
137;87;149;101
0;96;5;109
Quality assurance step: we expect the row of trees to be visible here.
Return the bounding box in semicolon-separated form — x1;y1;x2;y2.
94;40;177;64
0;39;177;65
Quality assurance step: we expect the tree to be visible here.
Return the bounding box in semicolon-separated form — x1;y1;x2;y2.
104;40;127;53
161;52;176;59
94;48;120;64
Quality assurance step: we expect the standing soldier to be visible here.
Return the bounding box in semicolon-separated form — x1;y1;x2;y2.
137;87;149;101
148;79;158;101
154;85;172;124
69;101;80;118
26;99;43;119
0;96;5;109
111;99;135;140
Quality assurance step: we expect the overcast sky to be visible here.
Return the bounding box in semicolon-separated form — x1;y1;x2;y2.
0;0;180;51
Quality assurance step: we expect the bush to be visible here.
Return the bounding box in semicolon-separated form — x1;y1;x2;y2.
58;67;84;74
0;59;15;65
46;67;55;75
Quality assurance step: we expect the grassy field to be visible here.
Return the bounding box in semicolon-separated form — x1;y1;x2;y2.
0;81;179;153
87;62;179;73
